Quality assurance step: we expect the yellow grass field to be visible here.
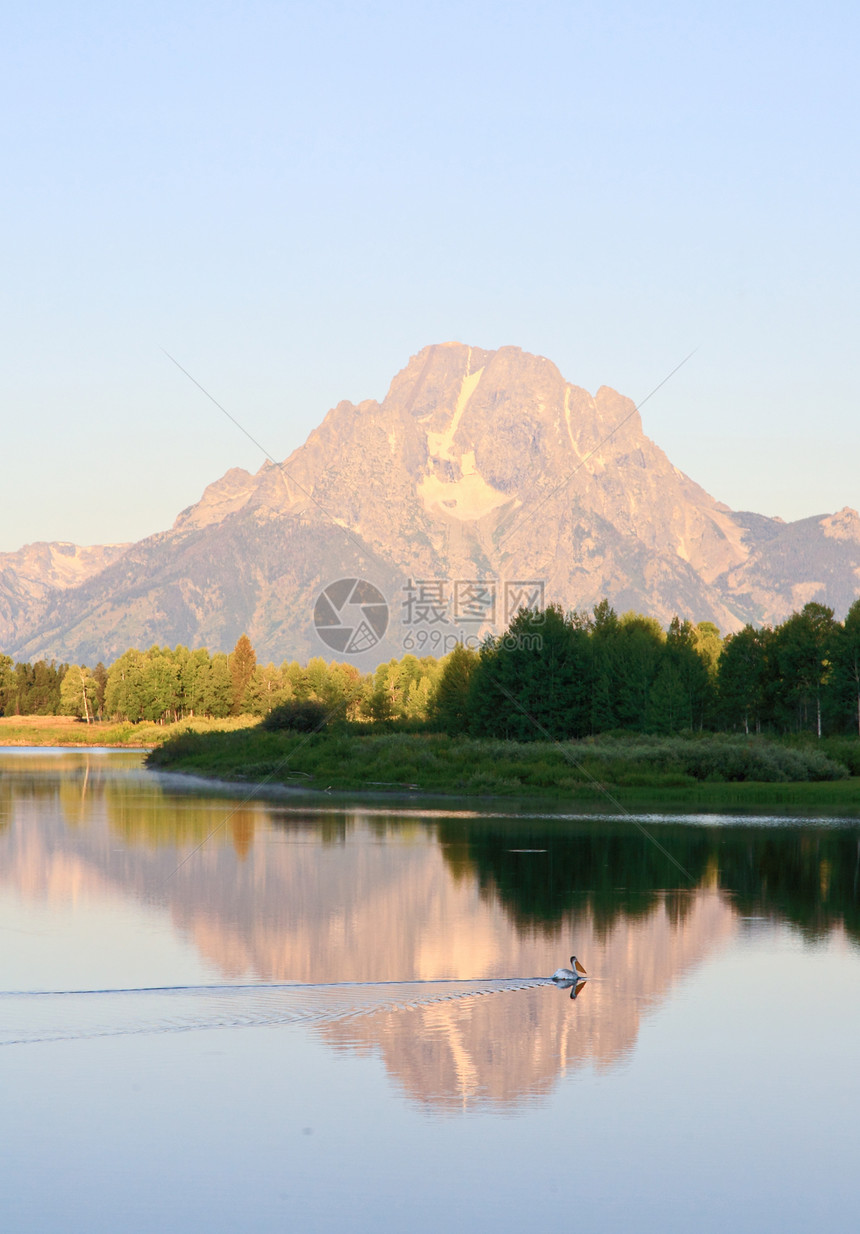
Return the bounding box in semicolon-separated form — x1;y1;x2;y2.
0;714;259;748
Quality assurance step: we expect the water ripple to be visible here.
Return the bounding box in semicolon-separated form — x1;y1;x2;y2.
0;979;549;1046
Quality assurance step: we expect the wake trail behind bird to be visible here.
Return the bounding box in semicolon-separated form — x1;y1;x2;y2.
0;978;554;1047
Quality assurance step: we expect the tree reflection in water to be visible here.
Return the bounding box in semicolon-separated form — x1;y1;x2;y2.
437;817;860;944
2;751;859;1110
4;752;857;944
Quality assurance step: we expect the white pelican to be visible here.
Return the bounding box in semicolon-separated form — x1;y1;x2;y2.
552;956;587;981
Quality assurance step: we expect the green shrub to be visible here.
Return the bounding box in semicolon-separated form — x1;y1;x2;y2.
261;700;331;733
819;737;860;776
568;734;848;783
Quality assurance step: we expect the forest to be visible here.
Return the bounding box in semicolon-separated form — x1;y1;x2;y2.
1;597;859;739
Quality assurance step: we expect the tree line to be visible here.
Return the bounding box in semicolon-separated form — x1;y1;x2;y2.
2;596;859;737
0;636;443;726
432;598;860;740
0;658;71;716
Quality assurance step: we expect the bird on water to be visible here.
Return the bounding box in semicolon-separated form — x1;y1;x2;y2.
552;956;587;981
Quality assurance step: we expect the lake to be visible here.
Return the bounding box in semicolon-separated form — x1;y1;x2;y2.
1;749;859;1232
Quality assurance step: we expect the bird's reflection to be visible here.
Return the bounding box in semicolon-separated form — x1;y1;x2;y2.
552;976;588;999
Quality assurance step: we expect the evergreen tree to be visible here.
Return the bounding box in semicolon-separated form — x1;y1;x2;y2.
772;603;836;737
829;600;860;736
661;616;713;730
611;614;664;731
718;624;769;734
590;600;620;733
0;655;15;715
590;661;615;734
467;606;592;740
693;622;722;677
9;662;31;715
228;634;257;715
364;682;396;723
431;642;478;733
592;598;619;636
0;658;66;715
647;662;688;733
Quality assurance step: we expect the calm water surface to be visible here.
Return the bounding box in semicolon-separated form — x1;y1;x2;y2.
1;750;859;1232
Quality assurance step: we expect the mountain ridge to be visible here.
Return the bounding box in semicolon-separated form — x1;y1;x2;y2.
3;341;860;663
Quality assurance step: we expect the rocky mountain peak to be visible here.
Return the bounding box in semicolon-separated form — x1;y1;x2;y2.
821;507;860;541
172;466;258;533
3;343;860;663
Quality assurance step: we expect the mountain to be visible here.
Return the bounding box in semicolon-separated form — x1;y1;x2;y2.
0;540;130;660
4;342;860;664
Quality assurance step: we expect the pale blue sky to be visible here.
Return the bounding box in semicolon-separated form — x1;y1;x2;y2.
2;0;858;552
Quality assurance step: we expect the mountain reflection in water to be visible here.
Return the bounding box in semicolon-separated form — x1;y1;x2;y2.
1;750;858;1111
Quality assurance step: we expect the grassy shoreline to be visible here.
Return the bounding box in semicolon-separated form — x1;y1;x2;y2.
6;716;859;813
0;714;257;748
145;727;860;814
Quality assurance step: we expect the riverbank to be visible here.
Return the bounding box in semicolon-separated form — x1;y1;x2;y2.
0;714;257;748
146;727;860;813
